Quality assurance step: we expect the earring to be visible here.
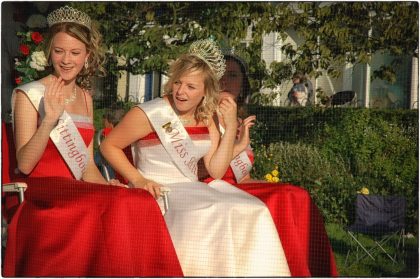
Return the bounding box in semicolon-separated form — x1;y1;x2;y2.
202;96;207;107
84;59;89;70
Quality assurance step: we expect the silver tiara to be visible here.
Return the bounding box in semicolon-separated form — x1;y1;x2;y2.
47;6;91;30
189;39;226;80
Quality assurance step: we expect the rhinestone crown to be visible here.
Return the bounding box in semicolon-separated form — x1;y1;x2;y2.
189;39;226;80
47;6;91;30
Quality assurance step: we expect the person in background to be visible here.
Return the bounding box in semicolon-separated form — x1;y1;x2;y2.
101;39;291;276
287;71;313;107
202;53;338;276
4;6;182;276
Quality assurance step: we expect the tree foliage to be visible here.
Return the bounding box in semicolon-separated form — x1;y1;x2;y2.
72;2;418;99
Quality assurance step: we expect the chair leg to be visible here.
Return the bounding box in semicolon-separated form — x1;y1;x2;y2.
346;231;376;267
376;230;406;264
375;239;397;264
348;231;376;261
395;229;405;263
347;229;406;267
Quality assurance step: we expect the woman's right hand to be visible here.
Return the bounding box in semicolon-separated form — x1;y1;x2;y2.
43;76;65;124
132;178;162;199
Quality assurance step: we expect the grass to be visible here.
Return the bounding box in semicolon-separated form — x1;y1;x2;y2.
326;223;419;277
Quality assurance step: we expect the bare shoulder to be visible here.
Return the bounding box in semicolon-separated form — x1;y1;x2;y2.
113;106;154;138
14;89;36;111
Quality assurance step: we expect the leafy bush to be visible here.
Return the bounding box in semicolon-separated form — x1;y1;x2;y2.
252;142;357;223
249;106;418;231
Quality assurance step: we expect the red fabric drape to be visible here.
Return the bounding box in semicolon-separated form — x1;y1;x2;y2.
235;182;338;277
3;177;183;277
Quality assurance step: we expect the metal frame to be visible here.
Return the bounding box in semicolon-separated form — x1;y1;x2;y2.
2;182;28;248
96;129;111;182
3;182;27;203
345;228;405;267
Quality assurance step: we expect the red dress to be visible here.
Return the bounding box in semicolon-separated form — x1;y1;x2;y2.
203;152;338;277
2;119;183;276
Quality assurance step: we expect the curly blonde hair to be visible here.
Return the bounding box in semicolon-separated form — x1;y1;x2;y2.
163;54;220;124
45;22;106;91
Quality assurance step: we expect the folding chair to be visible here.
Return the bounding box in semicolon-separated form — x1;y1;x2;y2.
345;194;406;267
96;128;112;181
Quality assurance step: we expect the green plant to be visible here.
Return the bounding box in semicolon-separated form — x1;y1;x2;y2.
252;142;356;223
249;106;418;229
316;109;418;229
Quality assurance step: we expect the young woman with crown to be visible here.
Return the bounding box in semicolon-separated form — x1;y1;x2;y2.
101;39;291;276
199;53;338;276
4;6;182;277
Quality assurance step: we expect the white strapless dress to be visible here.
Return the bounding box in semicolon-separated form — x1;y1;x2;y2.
132;129;290;276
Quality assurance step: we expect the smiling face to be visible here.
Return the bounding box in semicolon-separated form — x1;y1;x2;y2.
219;59;243;101
50;32;89;82
172;69;206;116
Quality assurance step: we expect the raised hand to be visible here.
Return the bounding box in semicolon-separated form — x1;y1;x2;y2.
218;96;238;130
236;115;256;152
43;76;65;124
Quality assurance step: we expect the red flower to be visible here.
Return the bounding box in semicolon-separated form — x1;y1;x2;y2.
15;77;23;85
19;44;30;56
31;32;43;45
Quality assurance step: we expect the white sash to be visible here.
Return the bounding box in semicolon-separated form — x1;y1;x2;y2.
231;150;253;183
11;81;89;179
138;98;200;181
219;125;252;183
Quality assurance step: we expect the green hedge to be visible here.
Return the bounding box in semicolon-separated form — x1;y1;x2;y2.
248;106;418;231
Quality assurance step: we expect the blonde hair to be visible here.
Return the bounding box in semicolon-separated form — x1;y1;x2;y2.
163;54;220;124
45;22;106;90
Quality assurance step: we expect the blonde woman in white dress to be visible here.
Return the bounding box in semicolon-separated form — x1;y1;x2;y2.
101;39;290;276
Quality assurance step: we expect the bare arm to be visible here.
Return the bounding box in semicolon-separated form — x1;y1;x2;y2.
203;97;238;179
100;107;162;198
14;78;65;174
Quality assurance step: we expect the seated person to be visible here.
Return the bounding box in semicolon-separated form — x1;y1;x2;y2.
201;52;338;276
101;39;291;277
4;6;182;277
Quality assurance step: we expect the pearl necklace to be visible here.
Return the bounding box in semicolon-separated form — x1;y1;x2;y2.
64;86;77;105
